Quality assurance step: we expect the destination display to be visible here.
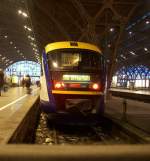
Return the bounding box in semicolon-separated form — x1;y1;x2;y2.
63;74;90;81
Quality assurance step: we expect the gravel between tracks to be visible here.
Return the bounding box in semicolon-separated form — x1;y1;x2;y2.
35;113;137;145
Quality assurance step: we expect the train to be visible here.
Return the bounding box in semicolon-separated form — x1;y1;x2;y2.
40;41;106;115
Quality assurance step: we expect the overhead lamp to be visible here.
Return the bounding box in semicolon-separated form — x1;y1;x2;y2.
5;60;9;63
22;12;28;18
4;35;8;38
28;35;34;41
110;28;114;32
129;31;132;35
18;10;22;14
144;47;148;51
146;20;150;24
130;51;136;55
108;44;111;48
27;27;32;31
10;41;13;45
14;46;17;49
33;48;38;52
120;54;126;59
24;25;32;31
2;57;6;60
18;10;28;18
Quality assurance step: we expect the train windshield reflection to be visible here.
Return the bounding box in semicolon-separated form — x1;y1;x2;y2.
48;50;103;71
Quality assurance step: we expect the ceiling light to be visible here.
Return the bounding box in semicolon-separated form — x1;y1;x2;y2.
120;54;126;59
22;12;28;17
129;31;132;35
24;26;32;31
2;57;6;60
28;35;34;41
130;51;136;55
10;41;13;44
18;10;22;14
18;10;28;18
108;44;111;48
144;47;148;51
110;28;114;32
27;27;32;31
14;46;17;49
4;35;8;38
146;20;150;24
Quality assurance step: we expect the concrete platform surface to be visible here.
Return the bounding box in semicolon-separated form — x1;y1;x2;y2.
110;88;150;96
105;96;150;134
109;88;150;103
0;86;39;127
0;86;39;144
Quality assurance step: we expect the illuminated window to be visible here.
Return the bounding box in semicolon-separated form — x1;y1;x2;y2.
112;65;150;88
5;61;41;83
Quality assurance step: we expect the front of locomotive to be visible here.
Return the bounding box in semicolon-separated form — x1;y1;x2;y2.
40;41;106;114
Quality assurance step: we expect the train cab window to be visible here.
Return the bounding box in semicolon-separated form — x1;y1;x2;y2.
61;53;80;67
47;50;103;72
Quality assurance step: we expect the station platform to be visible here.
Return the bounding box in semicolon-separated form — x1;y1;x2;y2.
105;96;150;135
109;88;150;103
0;86;39;107
0;86;40;144
0;86;39;119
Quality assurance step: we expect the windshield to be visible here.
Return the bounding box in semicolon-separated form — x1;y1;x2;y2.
47;50;104;72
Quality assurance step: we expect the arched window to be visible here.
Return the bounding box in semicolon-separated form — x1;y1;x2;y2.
112;65;150;88
5;61;41;84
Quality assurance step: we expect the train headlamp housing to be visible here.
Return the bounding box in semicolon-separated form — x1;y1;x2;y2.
54;81;65;89
89;83;100;91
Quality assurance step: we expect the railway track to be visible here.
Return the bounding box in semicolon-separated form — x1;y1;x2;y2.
35;113;138;145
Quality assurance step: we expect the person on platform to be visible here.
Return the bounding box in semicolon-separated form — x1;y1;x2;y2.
0;69;4;96
21;77;25;88
24;74;31;94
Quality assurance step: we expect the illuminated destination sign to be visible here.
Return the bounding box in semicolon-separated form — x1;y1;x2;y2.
63;75;90;82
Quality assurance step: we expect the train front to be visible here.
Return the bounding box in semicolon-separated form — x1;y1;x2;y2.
41;42;106;115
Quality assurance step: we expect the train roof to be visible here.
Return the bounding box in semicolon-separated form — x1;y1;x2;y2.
45;41;101;54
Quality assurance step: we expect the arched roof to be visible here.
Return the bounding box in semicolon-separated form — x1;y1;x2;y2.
0;0;150;75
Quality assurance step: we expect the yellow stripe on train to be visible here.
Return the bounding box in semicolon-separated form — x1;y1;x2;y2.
45;41;101;54
52;90;104;95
